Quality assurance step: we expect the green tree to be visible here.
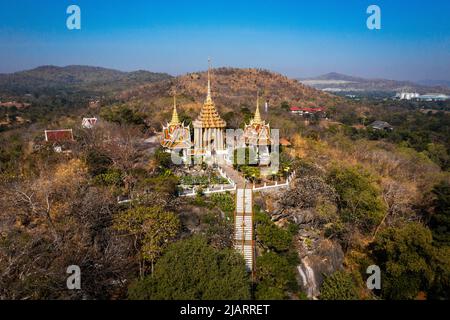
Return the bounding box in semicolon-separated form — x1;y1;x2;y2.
425;143;449;170
0;134;23;174
114;206;180;274
100;105;145;126
128;236;250;300
428;181;450;246
93;169;123;187
85;150;112;176
255;212;292;252
142;175;179;197
320;271;359;300
280;101;290;112
210;192;235;218
369;222;435;300
255;252;297;300
327;165;386;232
153;147;173;172
428;245;450;300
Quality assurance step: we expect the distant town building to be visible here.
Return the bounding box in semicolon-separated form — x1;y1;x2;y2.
369;121;393;131
417;94;449;102
290;106;325;116
396;92;420;100
396;92;449;101
82;117;98;129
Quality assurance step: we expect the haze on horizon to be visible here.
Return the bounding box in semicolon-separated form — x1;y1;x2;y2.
1;0;449;82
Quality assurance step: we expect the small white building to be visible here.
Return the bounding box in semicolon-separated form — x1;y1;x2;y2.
82;117;98;129
397;92;420;100
417;94;449;102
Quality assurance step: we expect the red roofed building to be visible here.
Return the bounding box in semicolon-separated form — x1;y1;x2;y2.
290;107;325;115
44;129;74;142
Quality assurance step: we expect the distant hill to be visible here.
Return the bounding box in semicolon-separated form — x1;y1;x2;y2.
0;65;172;96
416;79;450;88
299;72;450;95
309;72;365;83
117;68;343;129
120;67;341;111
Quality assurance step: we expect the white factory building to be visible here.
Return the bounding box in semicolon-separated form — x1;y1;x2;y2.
396;92;449;101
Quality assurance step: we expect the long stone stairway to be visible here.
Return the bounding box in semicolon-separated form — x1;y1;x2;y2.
234;188;254;271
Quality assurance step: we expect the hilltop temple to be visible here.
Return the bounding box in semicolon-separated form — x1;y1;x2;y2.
192;65;227;157
161;96;191;158
160;63;271;165
243;92;271;165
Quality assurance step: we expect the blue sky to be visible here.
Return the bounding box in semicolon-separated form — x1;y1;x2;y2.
0;0;449;80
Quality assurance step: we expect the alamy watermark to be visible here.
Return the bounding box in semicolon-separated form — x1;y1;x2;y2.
66;5;81;30
66;265;81;290
367;5;381;30
66;5;381;32
366;265;381;290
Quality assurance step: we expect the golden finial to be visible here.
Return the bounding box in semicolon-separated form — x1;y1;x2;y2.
169;95;180;125
253;90;262;124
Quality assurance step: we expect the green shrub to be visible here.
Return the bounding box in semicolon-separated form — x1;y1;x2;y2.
255;252;298;300
255;211;292;252
320;271;359;300
327;165;386;232
93;169;123;186
210;192;235;218
428;181;450;246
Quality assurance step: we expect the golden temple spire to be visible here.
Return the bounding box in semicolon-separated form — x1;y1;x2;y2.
193;58;226;128
169;95;180;125
253;90;262;124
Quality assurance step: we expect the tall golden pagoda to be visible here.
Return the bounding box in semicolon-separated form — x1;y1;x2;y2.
244;91;271;146
243;92;271;165
161;96;191;150
193;60;226;155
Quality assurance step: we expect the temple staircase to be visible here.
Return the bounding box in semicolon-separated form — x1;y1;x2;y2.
234;188;254;272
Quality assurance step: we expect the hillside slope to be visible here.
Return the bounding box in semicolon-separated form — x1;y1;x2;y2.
120;68;341;113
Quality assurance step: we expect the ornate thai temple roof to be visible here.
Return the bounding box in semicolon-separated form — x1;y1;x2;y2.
193;61;226;129
161;95;191;149
244;92;271;146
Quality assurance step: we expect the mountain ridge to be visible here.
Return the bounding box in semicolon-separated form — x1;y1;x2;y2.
116;67;344;130
0;65;173;96
120;67;341;108
299;72;450;94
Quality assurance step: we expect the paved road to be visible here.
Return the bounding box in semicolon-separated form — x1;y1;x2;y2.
220;164;246;188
